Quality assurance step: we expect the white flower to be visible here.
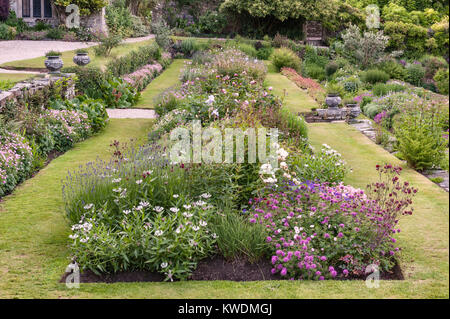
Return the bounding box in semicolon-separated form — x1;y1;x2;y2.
80;237;89;243
136;179;143;185
143;170;153;175
276;148;289;160
200;193;211;199
140;201;150;207
294;226;300;234
112;178;121;183
160;262;168;269
199;220;207;227
112;187;122;193
154;230;164;236
135;205;143;211
211;109;219;117
154;206;164;213
69;234;79;239
173;194;179;198
183;212;193;218
170;207;179;213
212;233;218;239
183;204;191;210
205;95;215;105
194;200;206;206
310;225;315;228
84;203;94;210
193;226;200;231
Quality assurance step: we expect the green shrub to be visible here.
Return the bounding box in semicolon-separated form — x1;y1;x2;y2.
151;20;172;50
256;47;273;60
361;69;390;84
62;66;108;98
237;43;257;57
271;47;301;72
46;27;64;40
304;63;326;81
93;34;122;57
395;117;446;171
434;68;449;95
363;103;383;119
105;2;133;37
0;23;16;39
379;60;408;80
420;55;448;79
180;38;198;57
106;43;161;77
303;46;329;68
372;83;406;96
384;21;428;58
343;78;360;93
279;108;308;139
325;61;339;77
406;63;425;86
211;211;269;263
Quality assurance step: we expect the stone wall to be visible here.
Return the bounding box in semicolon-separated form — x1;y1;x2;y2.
0;75;75;109
302;106;361;123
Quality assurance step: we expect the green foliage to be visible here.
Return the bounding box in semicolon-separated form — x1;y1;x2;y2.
197;10;228;34
378;60;408;80
0;79;14;91
98;77;140;109
406;63;426;86
372;83;406;96
151;20;173;50
430;16;449;57
105;2;133;37
256;47;273;60
211;211;269;263
361;69;390;84
237;43;258;58
180;39;198;57
341;24;390;68
325;61;339;77
383;21;428;58
271;47;301;72
45;50;62;57
3;10;28;33
46;27;64;40
303;64;326;81
434;68;449;95
0;22;16;40
106;43;161;77
53;0;108;16
363;103;383;119
62;66;108;98
289;144;349;184
420;55;448;79
93;34;123;57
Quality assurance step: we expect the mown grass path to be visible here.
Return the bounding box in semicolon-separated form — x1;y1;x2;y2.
136;59;187;109
266;69;449;298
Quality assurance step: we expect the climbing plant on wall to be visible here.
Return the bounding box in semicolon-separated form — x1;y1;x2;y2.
54;0;108;16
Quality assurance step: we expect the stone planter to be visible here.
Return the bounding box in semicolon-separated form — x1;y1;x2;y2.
325;94;341;109
348;104;361;118
73;53;91;66
44;56;64;74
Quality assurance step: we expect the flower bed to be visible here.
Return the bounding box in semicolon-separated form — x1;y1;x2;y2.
62;47;417;282
281;67;326;105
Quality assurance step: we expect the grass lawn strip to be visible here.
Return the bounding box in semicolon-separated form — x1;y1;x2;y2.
135;59;187;109
0;40;154;71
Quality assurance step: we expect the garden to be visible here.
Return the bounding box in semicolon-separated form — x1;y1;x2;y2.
0;0;448;300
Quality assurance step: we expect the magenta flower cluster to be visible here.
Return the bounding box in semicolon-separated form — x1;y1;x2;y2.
123;63;163;91
248;164;417;280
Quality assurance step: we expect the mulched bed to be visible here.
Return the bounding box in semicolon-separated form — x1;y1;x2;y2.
60;256;403;283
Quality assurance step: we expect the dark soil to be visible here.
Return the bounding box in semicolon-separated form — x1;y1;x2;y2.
59;256;403;284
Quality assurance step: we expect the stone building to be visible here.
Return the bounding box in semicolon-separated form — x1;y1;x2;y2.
9;0;108;34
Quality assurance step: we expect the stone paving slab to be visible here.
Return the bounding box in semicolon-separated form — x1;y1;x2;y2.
106;108;157;119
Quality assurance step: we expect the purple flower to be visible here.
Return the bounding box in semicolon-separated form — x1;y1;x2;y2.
280;268;288;276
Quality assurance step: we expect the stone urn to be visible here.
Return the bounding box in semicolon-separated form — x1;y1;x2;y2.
325;94;341;109
73;53;91;66
44;56;64;74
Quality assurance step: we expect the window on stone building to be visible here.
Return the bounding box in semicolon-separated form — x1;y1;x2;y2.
22;0;31;17
33;0;41;17
44;0;52;17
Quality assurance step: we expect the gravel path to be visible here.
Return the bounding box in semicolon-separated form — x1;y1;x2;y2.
107;108;157;119
0;35;155;67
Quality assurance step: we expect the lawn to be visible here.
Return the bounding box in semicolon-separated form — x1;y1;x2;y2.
0;40;154;71
135;59;187;109
0;73;38;83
